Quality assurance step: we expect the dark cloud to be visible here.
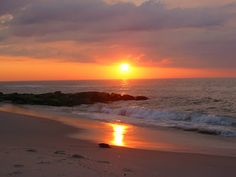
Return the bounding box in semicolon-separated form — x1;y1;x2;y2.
11;0;233;35
0;0;31;14
0;0;236;68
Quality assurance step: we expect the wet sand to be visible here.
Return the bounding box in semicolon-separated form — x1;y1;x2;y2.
0;111;236;177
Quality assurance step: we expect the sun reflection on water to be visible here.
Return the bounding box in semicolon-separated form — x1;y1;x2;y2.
120;79;130;95
110;123;128;146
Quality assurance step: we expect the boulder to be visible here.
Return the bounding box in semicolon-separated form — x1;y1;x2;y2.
0;91;149;107
98;143;111;148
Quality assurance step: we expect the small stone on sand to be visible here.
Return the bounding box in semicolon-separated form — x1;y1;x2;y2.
98;143;111;148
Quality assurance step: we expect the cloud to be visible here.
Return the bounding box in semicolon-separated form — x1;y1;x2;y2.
0;13;14;31
0;0;236;68
11;0;233;35
0;14;14;24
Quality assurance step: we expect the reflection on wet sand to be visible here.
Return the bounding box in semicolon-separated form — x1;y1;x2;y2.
107;122;177;150
109;123;128;146
2;104;234;156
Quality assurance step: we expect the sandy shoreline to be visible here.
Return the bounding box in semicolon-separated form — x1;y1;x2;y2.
0;111;236;177
1;103;236;157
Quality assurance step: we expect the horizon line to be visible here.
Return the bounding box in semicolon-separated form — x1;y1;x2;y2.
1;77;236;82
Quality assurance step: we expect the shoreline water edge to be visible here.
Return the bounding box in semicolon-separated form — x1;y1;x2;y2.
0;104;236;157
0;110;236;177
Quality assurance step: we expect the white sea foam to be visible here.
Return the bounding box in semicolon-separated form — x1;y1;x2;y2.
71;103;236;137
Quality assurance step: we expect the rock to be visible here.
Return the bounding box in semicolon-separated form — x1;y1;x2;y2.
135;96;148;100
197;129;220;135
122;94;135;100
0;91;148;107
98;143;111;148
0;92;3;101
54;91;62;95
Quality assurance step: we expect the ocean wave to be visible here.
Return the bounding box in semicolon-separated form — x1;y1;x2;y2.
71;103;236;137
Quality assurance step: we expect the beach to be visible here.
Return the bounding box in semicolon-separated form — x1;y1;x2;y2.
0;111;236;177
1;0;236;176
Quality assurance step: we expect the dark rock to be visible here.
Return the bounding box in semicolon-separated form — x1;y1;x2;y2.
135;96;148;100
122;94;135;100
98;143;111;148
197;129;220;135
54;91;62;95
0;91;148;107
110;93;122;100
0;92;3;101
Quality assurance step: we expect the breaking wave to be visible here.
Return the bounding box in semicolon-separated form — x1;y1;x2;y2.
71;103;236;137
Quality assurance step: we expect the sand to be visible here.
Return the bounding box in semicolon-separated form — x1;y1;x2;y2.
0;111;236;177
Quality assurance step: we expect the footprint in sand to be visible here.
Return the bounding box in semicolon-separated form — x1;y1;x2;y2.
96;160;110;164
57;158;67;162
37;161;51;165
71;154;85;159
123;168;133;172
26;149;37;153
123;168;133;176
54;150;66;155
13;164;24;168
8;171;23;176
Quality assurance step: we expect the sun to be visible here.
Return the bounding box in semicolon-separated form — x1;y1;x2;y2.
120;63;130;73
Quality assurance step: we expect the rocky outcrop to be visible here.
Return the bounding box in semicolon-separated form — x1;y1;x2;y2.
0;91;148;107
98;143;111;148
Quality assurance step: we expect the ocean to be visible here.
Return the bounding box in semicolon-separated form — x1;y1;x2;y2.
0;78;236;137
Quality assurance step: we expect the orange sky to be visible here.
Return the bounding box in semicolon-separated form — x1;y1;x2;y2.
0;56;235;81
1;0;236;81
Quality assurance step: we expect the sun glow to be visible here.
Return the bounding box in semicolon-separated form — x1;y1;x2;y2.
120;63;130;73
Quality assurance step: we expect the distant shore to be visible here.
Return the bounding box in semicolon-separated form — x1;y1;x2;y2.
0;111;236;177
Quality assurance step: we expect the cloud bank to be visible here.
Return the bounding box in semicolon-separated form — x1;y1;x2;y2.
0;0;236;68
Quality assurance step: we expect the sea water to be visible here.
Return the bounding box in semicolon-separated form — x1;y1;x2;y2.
0;78;236;137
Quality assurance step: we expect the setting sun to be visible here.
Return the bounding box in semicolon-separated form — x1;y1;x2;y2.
120;63;130;73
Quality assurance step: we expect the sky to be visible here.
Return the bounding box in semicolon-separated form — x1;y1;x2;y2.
0;0;236;80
